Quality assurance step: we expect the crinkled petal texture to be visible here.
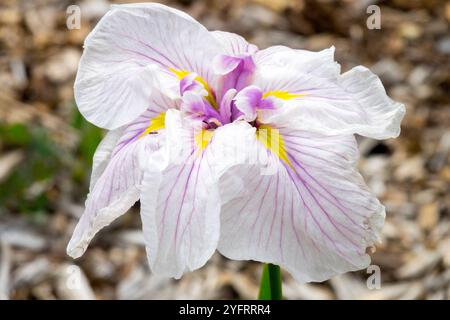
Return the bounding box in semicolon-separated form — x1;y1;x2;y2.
75;3;222;129
211;31;258;56
253;46;405;139
67;102;171;258
67;131;164;258
139;109;224;278
213;121;385;283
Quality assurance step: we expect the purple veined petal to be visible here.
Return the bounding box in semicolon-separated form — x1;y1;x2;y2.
111;90;180;157
75;3;222;129
210;30;258;56
252;63;405;139
210;31;258;98
255;46;340;80
213;55;243;75
211;121;385;283
139;109;221;278
230;103;244;122
218;89;237;124
180;91;208;115
258;96;278;110
213;53;256;101
89;127;126;192
233;85;263;122
234;85;278;122
253;49;405;139
180;91;222;125
67;130;166;259
179;73;207;96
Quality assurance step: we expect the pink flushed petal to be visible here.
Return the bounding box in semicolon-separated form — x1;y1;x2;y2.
213;54;256;101
233;85;276;122
180;91;222;125
180;91;208;115
68;2;402;285
214;122;385;283
67;132;165;258
89;127;126;192
213;55;243;75
233;85;262;122
235;57;257;93
179;73;205;96
219;89;237;124
210;31;258;101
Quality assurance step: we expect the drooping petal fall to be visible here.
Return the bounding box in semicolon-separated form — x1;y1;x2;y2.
253;46;405;139
67;131;165;258
212;121;385;283
75;3;222;129
139;109;221;278
67;102;173;258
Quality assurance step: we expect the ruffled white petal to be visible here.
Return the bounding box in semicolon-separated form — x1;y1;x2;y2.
75;3;221;129
139;109;221;278
253;63;405;139
89;127;125;191
255;46;340;79
211;30;258;56
67;130;164;258
214;122;385;283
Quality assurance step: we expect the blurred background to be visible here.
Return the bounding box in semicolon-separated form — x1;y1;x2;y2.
0;0;449;300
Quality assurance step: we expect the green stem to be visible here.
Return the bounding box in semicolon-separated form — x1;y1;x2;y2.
258;263;282;300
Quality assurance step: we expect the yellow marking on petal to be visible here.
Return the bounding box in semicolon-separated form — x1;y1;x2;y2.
169;68;190;79
169;68;218;110
139;112;166;137
195;129;214;151
256;124;293;169
262;91;305;100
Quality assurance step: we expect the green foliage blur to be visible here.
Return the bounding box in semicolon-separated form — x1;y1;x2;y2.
0;104;103;218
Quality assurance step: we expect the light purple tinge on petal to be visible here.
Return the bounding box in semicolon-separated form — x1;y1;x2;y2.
112;91;178;156
89;127;125;192
211;30;258;56
180;91;222;125
74;3;222;129
139;109;221;278
252;47;405;139
213;54;256;101
213;55;243;75
180;91;208;115
218;89;237;124
179;73;206;96
67;132;164;258
212;121;385;283
234;85;275;122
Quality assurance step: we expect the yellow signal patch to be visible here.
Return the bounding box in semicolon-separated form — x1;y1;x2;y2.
256;124;293;169
169;68;218;110
262;91;305;100
194;129;214;151
139;112;166;137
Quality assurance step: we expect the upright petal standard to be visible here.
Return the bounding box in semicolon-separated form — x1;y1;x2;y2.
69;3;405;283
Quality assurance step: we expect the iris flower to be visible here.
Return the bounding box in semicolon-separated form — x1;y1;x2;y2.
68;3;405;283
